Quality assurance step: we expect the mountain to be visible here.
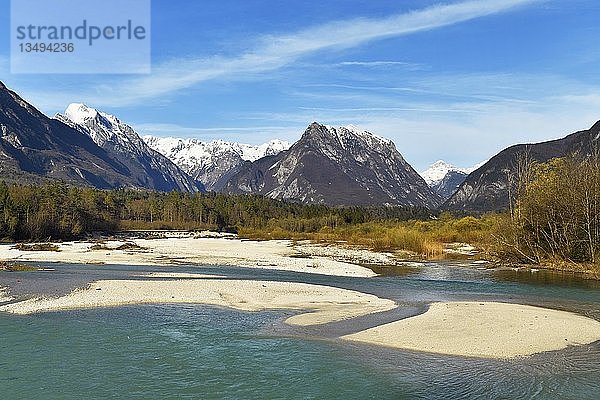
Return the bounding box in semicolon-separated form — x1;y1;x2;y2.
0;81;142;188
420;160;469;186
56;104;202;192
220;122;441;207
420;160;479;200
431;170;469;200
143;136;290;191
444;120;600;212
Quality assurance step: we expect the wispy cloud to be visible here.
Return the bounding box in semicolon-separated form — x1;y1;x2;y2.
298;106;482;113
297;72;555;105
300;83;427;94
35;0;539;108
134;122;299;142
338;61;426;70
340;61;415;66
233;71;600;170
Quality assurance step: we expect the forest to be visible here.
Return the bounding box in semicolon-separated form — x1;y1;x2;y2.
0;181;431;241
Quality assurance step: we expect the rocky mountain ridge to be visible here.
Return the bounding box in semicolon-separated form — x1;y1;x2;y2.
221;122;441;207
143;136;289;191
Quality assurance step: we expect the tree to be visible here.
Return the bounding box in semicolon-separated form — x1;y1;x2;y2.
505;152;600;264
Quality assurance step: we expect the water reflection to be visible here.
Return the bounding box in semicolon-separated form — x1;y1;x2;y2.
493;268;600;289
363;264;419;277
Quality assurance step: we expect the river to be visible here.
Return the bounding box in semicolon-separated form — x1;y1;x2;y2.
1;261;599;399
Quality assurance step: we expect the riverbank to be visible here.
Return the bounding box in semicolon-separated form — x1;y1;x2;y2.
0;234;395;278
0;277;397;326
0;286;12;302
343;301;600;359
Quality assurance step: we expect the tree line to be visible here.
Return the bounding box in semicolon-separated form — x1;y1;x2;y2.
0;181;433;241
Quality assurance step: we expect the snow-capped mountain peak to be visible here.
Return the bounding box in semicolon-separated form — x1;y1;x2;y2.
64;103;98;125
56;105;202;192
420;159;487;200
143;136;291;191
59;103;140;148
420;160;469;186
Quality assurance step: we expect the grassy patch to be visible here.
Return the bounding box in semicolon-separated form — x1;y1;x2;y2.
115;242;147;251
90;243;110;251
238;214;500;260
13;243;61;252
0;261;38;271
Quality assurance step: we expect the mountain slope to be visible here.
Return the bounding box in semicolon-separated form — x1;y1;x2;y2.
221;123;441;207
431;170;468;200
143;136;289;191
0;81;140;188
444;121;600;212
56;104;202;192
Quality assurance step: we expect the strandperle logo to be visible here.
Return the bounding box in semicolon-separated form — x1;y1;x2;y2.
15;20;147;47
11;0;151;74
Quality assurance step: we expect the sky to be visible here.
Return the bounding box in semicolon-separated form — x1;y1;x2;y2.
2;0;600;171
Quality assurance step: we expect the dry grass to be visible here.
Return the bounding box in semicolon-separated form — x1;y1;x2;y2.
239;214;499;260
534;259;600;278
13;243;61;252
0;261;38;271
115;242;147;251
240;213;600;277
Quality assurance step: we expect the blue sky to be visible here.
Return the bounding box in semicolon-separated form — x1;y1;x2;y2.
2;0;600;170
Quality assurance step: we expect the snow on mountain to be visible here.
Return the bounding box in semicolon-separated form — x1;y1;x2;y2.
61;103;141;149
327;124;393;148
56;104;202;192
64;103;98;125
0;82;144;189
420;160;480;186
420;160;486;201
143;136;290;191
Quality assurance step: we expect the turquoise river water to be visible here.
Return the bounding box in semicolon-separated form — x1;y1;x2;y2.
1;262;599;399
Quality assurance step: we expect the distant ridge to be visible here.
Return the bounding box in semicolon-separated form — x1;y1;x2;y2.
445;120;600;212
144;136;289;191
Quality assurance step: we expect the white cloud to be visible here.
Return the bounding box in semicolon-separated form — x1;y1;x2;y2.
338;61;426;70
44;0;540;107
339;61;416;66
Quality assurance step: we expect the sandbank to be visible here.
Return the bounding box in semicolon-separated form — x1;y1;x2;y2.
342;301;600;358
0;237;378;277
141;272;226;279
0;287;13;303
0;278;397;326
